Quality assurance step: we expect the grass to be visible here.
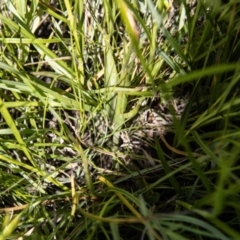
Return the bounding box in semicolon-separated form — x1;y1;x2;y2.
0;0;240;239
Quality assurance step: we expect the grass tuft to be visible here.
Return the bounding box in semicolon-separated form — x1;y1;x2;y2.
0;0;240;239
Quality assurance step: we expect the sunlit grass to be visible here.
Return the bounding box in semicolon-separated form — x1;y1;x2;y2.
0;0;240;239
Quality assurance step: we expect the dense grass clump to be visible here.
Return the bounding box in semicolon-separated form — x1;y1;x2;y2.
0;0;240;239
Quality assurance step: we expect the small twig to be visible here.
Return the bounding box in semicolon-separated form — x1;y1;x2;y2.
160;134;202;157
